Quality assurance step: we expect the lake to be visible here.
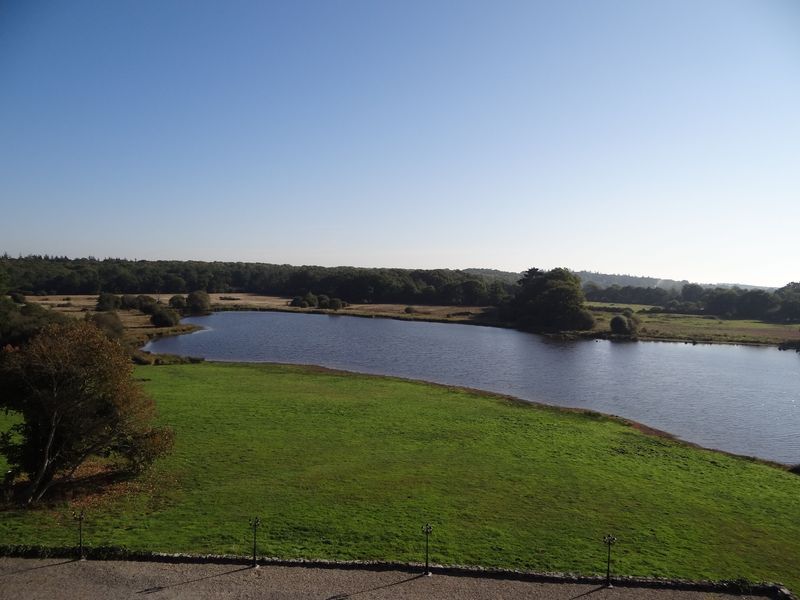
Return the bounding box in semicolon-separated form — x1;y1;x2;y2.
144;311;800;464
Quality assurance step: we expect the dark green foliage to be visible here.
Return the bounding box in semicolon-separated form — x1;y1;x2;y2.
87;311;124;339
96;292;121;311
8;292;25;304
186;290;211;315
168;294;186;310
610;314;638;335
329;298;343;310
0;298;67;347
120;294;139;310
135;295;158;315
504;268;595;332
0;256;516;307
289;296;306;308
150;307;180;327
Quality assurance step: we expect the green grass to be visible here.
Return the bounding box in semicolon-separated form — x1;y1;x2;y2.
588;302;800;345
1;362;799;591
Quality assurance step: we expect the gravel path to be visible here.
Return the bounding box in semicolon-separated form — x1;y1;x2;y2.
0;558;776;600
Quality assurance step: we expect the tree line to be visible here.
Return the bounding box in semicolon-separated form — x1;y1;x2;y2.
1;256;513;306
584;281;800;322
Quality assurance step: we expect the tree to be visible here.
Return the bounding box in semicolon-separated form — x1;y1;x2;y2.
150;306;180;327
0;322;173;504
505;267;595;331
186;290;211;314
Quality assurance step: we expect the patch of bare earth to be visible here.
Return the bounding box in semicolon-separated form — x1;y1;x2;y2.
0;559;780;600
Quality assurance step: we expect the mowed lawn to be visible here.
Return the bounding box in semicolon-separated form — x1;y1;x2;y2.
1;363;799;591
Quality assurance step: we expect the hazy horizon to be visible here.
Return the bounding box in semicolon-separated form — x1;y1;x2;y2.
2;1;798;288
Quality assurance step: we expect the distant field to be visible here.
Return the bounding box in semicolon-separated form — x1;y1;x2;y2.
26;295;800;346
1;363;798;591
26;293;490;337
588;302;800;345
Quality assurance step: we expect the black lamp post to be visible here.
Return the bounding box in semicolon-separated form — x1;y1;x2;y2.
249;516;261;568
422;523;433;576
72;510;85;560
603;534;617;587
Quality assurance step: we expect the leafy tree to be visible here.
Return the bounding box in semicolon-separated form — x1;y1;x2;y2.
169;294;186;310
150;306;180;327
505;268;595;331
186;290;211;314
0;322;173;504
96;292;121;311
0;298;67;347
681;283;705;303
610;314;638;335
87;310;125;339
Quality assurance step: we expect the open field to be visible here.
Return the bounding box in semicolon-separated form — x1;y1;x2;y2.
588;302;800;345
1;363;798;591
27;295;800;348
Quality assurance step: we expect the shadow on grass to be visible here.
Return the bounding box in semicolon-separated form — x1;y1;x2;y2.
326;573;425;599
0;559;77;577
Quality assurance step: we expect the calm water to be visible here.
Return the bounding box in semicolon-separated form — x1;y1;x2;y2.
145;311;800;464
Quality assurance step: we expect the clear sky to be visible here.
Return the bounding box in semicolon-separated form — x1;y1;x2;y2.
1;1;798;287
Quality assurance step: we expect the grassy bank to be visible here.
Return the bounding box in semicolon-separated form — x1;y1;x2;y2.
589;302;800;346
1;363;798;590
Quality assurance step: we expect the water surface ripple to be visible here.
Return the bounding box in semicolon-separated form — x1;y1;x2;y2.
144;311;800;464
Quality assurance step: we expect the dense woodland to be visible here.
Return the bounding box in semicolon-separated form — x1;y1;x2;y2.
584;281;800;322
0;256;513;306
1;256;798;328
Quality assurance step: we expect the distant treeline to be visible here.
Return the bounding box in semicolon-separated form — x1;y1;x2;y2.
0;256;514;306
585;281;800;322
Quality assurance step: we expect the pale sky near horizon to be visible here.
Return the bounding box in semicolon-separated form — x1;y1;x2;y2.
1;1;798;287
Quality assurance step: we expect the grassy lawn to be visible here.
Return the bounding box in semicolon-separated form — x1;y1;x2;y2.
1;362;799;591
589;302;800;345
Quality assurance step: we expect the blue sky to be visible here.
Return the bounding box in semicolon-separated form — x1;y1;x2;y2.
1;1;798;286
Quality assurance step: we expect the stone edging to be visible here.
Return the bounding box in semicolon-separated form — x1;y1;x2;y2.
0;545;794;599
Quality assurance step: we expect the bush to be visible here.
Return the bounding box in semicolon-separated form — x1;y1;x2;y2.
88;311;124;339
610;314;637;335
290;296;305;307
404;306;416;314
9;291;25;304
136;295;158;314
120;294;139;310
329;298;343;310
169;295;186;310
186;290;211;315
318;294;330;309
150;307;180;327
96;292;121;311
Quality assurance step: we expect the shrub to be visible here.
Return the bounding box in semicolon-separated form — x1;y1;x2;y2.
136;295;158;314
120;294;139;310
88;311;124;339
96;292;121;311
318;294;330;309
329;298;343;310
186;290;211;315
169;295;186;310
9;291;25;304
150;307;180;327
404;306;416;314
610;314;638;335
